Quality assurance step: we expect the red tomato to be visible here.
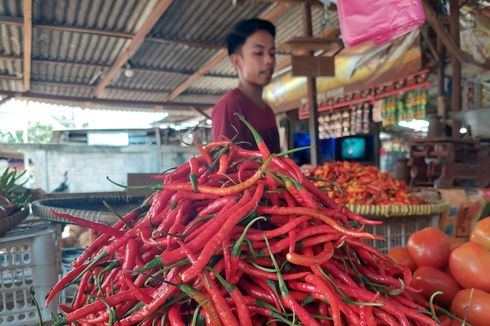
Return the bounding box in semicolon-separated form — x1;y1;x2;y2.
451;288;490;326
470;216;490;250
411;266;461;308
449;242;490;291
407;227;450;269
386;247;417;272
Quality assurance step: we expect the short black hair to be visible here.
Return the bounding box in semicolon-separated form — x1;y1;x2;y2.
226;18;276;56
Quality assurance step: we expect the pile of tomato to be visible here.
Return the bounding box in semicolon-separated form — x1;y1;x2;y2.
387;217;490;326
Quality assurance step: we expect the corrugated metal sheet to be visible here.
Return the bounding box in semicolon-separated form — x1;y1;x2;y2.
0;25;23;55
30;82;93;97
0;57;21;76
187;76;237;95
132;42;218;72
173;93;221;105
31;61;101;84
32;29;130;64
151;0;270;43
109;70;189;91
33;0;150;33
99;87;168;102
0;0;22;16
0;79;22;92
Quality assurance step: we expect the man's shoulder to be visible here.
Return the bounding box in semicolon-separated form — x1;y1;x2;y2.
215;88;242;105
213;88;243;113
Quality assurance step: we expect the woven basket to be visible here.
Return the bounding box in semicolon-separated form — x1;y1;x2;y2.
345;202;450;253
32;193;147;226
347;202;450;218
0;208;30;236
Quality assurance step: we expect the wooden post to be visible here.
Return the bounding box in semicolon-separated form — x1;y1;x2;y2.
437;39;447;136
303;0;320;165
450;0;461;138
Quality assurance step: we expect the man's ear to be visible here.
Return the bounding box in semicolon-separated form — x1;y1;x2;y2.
230;53;242;72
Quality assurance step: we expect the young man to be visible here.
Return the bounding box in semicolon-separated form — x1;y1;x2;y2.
211;19;280;153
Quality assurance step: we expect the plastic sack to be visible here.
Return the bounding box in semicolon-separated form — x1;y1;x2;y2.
337;0;426;48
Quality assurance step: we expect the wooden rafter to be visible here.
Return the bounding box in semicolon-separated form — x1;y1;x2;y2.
423;0;490;70
164;3;291;102
92;0;174;98
22;0;32;92
0;91;212;110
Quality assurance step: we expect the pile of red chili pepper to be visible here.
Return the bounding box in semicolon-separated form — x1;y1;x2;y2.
46;118;443;325
306;161;425;206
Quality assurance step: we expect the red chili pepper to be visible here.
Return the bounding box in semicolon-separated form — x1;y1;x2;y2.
210;268;253;326
238;260;310;281
305;274;341;326
168;304;186;326
286;242;334;267
49;209;123;237
118;267;181;325
238;278;277;306
164;156;271;196
161;199;239;265
257;206;377;240
46;253;108;307
194;141;213;166
180;184;264;282
176;239;239;326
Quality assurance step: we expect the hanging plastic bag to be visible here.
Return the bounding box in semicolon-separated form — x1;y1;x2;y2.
336;0;426;48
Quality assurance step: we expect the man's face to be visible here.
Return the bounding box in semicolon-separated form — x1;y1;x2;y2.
231;30;276;86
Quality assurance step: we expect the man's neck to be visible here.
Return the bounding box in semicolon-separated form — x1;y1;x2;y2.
238;81;266;109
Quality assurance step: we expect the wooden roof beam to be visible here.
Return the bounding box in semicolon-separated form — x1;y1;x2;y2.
164;3;291;102
92;0;174;98
423;0;490;70
23;0;32;92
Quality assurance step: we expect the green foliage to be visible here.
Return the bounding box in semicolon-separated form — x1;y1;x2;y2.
0;122;53;143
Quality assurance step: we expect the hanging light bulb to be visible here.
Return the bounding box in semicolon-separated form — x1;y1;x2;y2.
124;63;134;78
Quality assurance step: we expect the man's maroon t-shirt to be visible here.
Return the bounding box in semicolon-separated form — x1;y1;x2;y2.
212;88;280;153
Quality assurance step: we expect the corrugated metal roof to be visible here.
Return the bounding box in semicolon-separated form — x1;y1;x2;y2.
32;29;130;64
0;24;23;55
30;81;93;97
187;76;237;95
33;0;150;33
0;0;22;16
0;57;21;76
0;0;343;120
131;42;219;73
150;0;270;43
99;87;168;102
109;70;189;91
0;79;22;92
174;93;222;105
31;60;100;84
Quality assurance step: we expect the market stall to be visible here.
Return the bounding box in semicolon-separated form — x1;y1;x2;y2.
1;0;490;325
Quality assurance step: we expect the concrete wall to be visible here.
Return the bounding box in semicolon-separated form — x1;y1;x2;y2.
0;143;197;193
